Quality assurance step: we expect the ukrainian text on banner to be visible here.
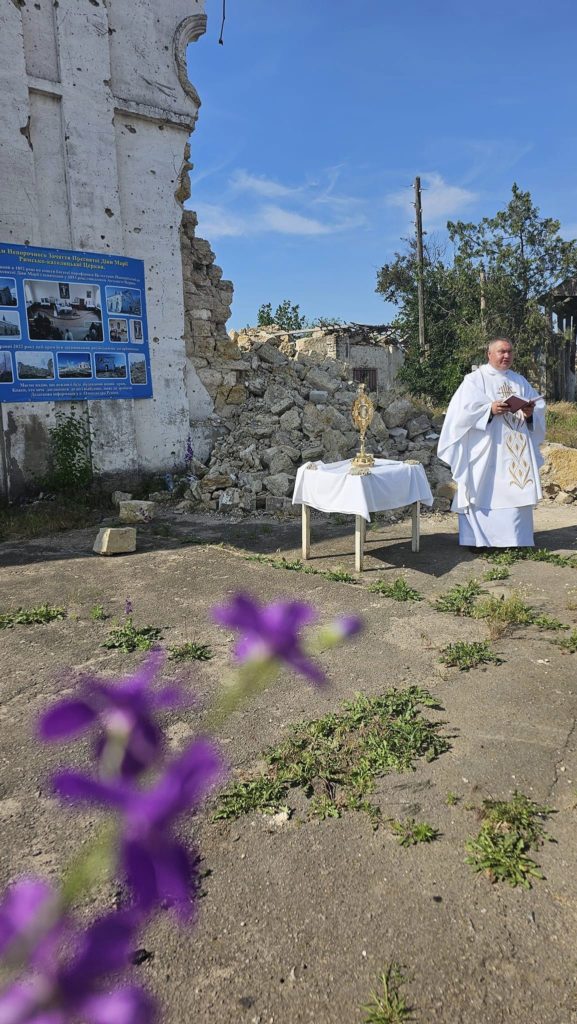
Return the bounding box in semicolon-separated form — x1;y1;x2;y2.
0;243;152;402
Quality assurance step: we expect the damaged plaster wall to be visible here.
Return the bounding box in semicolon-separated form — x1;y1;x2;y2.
0;0;213;497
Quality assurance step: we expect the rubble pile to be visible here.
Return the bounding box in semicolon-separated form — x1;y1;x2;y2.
178;211;453;514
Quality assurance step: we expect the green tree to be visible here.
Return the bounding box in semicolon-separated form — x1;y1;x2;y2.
376;239;480;403
257;299;308;331
377;185;577;403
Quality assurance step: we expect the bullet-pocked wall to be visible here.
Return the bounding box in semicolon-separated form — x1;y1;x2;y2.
0;0;224;496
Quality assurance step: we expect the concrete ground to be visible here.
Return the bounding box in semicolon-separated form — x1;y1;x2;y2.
1;503;577;1023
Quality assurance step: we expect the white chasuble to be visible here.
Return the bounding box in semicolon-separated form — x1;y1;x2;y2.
437;366;545;545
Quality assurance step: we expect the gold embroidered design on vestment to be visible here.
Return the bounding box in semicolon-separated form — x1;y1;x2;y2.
496;380;533;488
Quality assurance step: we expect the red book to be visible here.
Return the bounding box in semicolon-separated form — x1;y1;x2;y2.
505;395;542;412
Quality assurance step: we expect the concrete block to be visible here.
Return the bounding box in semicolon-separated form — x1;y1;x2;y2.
93;527;136;556
118;500;156;523
112;490;132;506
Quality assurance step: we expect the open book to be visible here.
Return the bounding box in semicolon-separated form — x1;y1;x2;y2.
505;394;543;412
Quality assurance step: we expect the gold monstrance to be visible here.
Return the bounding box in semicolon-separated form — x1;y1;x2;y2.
350;383;375;475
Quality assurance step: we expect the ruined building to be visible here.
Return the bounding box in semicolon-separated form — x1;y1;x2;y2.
0;0;228;497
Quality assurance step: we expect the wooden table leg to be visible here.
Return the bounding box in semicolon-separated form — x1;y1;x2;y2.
355;515;366;572
411;500;421;553
302;503;311;560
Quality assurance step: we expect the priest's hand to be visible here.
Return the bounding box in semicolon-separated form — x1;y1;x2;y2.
490;400;509;416
521;400;536;419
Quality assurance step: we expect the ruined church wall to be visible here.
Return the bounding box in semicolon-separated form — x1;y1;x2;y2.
0;0;214;497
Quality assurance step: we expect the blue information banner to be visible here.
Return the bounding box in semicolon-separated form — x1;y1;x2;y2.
0;242;152;402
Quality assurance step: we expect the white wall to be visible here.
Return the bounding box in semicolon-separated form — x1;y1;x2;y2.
0;0;211;496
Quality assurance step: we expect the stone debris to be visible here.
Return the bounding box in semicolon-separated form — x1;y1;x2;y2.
540;443;577;503
118;500;156;523
93;527;137;556
178;217;565;517
111;490;132;507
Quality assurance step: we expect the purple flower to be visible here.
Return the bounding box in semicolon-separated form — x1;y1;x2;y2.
38;650;191;779
52;739;222;919
184;436;194;468
212;594;326;685
124;599;133;618
0;880;154;1024
0;879;63;971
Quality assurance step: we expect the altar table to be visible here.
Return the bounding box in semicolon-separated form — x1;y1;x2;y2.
291;458;434;572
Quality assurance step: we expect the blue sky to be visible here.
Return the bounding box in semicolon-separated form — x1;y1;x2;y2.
186;0;577;330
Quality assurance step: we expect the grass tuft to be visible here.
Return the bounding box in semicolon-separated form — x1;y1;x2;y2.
0;604;66;629
472;592;570;638
546;402;577;448
102;620;163;652
483;566;510;581
440;640;503;671
213;687;450;825
484;547;577;569
363;964;415;1024
465;791;554;888
390;818;440;847
324;567;357;583
554;629;577;653
244;553;356;582
168;641;213;662
434;579;483;616
368;578;423;602
90;604;107;621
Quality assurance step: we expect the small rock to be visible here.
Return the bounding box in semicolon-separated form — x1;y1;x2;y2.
111;490;132;506
118;500;156;523
406;414;431;438
93;527;136;556
309;389;329;404
264;473;292;497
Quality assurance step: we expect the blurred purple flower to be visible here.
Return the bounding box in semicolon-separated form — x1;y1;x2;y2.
184;436;194;468
212;594;326;685
0;879;63;971
124;598;133;618
38;650;191;779
0;899;155;1024
52;738;222;919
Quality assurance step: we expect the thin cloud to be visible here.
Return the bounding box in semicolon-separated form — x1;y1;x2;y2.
230;170;301;199
259;204;338;235
386;173;478;228
194;202;248;239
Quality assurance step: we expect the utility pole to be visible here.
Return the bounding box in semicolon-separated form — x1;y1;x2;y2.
414;176;427;360
479;263;486;325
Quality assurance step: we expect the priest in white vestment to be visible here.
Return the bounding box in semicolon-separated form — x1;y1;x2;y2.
437;338;546;548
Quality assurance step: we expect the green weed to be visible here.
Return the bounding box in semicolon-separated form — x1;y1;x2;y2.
368;578;423;602
390;819;440;847
363;964;414;1024
434;579;483;616
531;614;569;631
446;792;460;806
0;605;66;629
214;687;450;825
324;567;357;583
483;566;510;581
465;791;554;888
168;641;213;662
90;604;107;621
440;640;503;671
102;620;162;652
485;547;577;569
554;629;577;653
473;592;570;638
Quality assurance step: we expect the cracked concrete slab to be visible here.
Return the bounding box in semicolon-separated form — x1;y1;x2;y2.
1;504;577;1022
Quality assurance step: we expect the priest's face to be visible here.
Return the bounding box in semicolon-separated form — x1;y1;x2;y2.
487;340;514;370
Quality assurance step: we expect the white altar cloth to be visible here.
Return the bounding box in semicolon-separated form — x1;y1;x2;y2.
292;458;434;522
